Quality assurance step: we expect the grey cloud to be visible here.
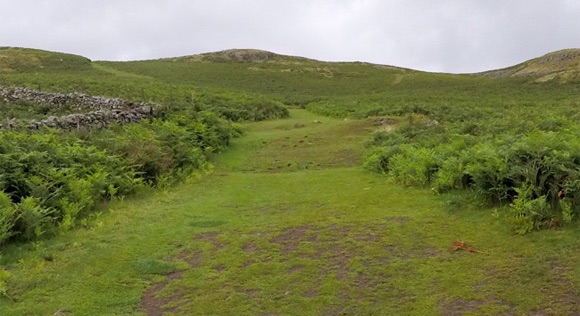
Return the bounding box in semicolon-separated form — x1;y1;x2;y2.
1;0;579;72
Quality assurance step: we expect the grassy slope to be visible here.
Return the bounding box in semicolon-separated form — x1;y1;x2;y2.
0;47;92;73
2;48;574;109
105;59;485;97
1;48;580;315
95;51;577;124
476;48;580;83
1;110;580;315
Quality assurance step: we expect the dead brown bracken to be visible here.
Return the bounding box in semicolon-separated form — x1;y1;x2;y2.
449;240;484;254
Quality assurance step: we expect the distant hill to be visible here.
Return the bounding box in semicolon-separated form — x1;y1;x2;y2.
168;49;296;63
2;46;580;85
0;47;92;73
168;48;409;70
475;49;580;82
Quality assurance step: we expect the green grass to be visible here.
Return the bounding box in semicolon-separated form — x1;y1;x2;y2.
0;47;92;74
477;48;580;82
2;109;580;315
2;47;580;314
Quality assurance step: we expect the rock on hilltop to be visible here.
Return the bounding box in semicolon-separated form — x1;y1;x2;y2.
170;49;281;63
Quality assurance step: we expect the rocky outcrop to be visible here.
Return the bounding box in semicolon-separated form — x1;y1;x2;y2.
0;86;157;130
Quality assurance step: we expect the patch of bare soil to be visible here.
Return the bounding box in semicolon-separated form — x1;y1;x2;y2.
354;232;380;242
355;272;378;289
194;231;224;250
304;288;318;298
288;266;303;274
439;296;517;316
439;297;486;316
539;263;580;314
243;242;259;252
140;282;174;316
270;225;313;254
384;216;412;223
140;270;186;316
140;251;203;315
324;306;346;316
244;289;260;299
324;243;354;281
140;221;445;315
175;251;203;268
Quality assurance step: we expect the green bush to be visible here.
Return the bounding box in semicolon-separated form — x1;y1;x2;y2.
388;145;438;187
0;108;241;244
0;192;16;245
510;187;553;234
14;197;54;240
432;156;467;193
364;115;580;233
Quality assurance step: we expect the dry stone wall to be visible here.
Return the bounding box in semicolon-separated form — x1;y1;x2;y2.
0;85;158;130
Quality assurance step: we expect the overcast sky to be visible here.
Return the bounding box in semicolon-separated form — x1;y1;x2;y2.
1;0;579;73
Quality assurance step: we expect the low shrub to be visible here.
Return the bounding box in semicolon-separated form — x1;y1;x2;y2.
365;117;580;233
0;109;241;245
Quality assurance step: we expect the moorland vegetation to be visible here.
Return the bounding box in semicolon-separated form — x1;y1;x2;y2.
0;47;289;246
1;46;580;314
1;47;580;242
34;47;580;231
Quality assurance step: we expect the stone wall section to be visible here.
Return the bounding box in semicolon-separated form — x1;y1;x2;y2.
0;86;158;129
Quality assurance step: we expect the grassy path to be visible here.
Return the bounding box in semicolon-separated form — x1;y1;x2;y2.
92;63;159;81
2;109;580;315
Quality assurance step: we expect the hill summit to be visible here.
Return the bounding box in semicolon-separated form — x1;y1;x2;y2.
199;49;278;62
1;46;580;84
169;49;284;63
476;48;580;82
0;47;91;73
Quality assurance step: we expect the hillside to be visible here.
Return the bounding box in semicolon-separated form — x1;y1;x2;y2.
476;48;580;82
168;48;305;63
2;46;579;83
95;48;424;105
2;47;580;315
0;47;92;73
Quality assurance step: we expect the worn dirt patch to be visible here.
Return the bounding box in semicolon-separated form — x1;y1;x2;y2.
175;251;203;268
288;266;303;274
194;232;224;250
140;222;444;314
324;243;355;281
140;270;186;316
214;264;227;272
244;289;260;299
243;243;259;252
439;296;517;316
140;282;177;316
242;259;256;269
328;224;351;234
439;297;486;315
140;251;202;315
384;216;412;223
544;263;580;313
270;225;313;254
355;272;379;289
324;306;346;316
354;232;380;242
304;288;318;298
